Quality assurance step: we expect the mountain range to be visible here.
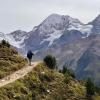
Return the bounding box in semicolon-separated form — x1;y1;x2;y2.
1;13;100;84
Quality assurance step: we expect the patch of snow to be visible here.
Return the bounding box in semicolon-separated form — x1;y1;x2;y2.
32;26;38;32
68;23;93;35
5;34;21;48
66;16;93;37
40;30;62;46
5;34;26;48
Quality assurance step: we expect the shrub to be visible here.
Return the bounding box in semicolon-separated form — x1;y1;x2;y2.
95;86;100;94
43;55;57;69
1;39;10;47
60;65;75;78
64;73;71;84
86;78;95;97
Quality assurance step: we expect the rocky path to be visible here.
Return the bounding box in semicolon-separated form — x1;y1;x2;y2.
0;62;38;87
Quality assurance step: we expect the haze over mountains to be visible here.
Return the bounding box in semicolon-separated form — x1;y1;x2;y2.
1;13;100;84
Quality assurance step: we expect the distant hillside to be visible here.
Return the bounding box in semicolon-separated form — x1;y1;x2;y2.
0;40;27;78
0;62;86;100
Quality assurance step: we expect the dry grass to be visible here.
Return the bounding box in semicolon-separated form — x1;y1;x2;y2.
0;44;27;78
0;63;86;100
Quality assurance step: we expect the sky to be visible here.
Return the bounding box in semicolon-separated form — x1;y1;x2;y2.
0;0;100;33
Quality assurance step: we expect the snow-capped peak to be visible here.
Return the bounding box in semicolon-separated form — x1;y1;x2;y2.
5;30;28;48
38;14;93;45
39;14;82;34
39;14;68;35
39;14;72;45
92;14;100;22
0;13;97;54
88;14;100;34
38;13;91;35
42;14;82;26
42;14;69;26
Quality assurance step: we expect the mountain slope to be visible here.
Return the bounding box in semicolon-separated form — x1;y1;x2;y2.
24;14;93;52
76;34;100;84
0;40;27;78
89;15;100;34
0;62;86;100
0;62;38;87
35;34;100;84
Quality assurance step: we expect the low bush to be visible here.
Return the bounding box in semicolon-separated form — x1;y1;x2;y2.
60;65;75;78
43;55;57;69
86;78;95;98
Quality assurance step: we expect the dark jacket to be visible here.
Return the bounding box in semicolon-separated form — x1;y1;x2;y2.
27;50;34;59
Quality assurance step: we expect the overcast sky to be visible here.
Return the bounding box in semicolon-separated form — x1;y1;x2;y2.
0;0;100;33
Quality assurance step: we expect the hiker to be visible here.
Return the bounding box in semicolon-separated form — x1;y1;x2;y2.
27;50;34;66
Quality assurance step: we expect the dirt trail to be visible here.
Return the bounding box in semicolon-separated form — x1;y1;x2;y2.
0;62;38;87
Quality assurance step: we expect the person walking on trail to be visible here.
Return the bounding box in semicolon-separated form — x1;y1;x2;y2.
27;50;34;66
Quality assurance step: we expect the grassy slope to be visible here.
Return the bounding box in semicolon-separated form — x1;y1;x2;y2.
0;63;86;100
0;44;27;78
